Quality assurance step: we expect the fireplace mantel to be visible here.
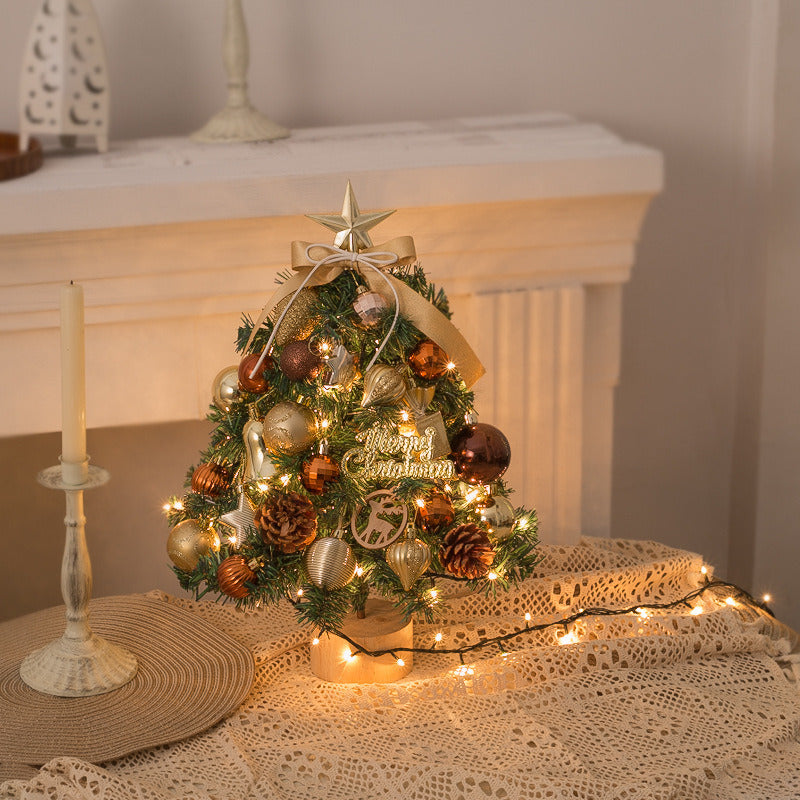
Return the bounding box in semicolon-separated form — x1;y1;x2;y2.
0;113;662;543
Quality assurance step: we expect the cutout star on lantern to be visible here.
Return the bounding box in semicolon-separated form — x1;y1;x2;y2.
306;180;394;251
219;486;256;541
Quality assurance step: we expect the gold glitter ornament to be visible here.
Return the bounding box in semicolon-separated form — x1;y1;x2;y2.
261;401;316;455
167;519;219;572
361;364;407;408
269;288;320;346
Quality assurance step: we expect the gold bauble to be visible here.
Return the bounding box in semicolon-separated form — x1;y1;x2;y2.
479;495;516;540
212;365;239;412
261;401;317;455
361;364;407;408
167;519;220;572
385;535;431;591
269;288;321;346
304;536;357;590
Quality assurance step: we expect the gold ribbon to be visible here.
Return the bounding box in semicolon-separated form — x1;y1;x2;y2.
245;238;485;387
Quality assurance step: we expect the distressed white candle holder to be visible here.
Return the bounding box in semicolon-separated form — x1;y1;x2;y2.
19;458;138;697
192;0;288;143
18;0;110;154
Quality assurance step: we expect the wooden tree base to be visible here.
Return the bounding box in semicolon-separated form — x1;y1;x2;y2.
310;599;413;684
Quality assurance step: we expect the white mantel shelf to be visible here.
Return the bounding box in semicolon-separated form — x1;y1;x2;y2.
0;113;663;545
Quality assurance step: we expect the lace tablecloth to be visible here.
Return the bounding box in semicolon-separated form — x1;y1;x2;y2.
2;537;798;800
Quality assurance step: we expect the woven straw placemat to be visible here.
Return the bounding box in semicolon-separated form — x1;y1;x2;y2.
0;594;254;767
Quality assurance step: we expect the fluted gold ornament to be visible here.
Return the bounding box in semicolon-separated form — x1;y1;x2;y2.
212;365;240;412
167;519;219;572
385;533;431;591
361;364;407;408
304;535;357;590
261;401;316;455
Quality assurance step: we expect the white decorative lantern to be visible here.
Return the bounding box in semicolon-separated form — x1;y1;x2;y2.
192;0;289;143
19;0;110;154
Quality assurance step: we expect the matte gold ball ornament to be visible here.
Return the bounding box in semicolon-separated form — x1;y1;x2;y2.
212;365;240;412
385;531;432;591
261;401;317;455
167;519;220;572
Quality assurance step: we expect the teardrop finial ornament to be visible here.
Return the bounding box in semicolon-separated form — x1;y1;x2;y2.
243;418;277;480
304;535;357;590
385;532;432;591
361;364;407;408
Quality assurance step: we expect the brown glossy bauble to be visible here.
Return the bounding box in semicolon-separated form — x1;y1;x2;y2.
191;462;231;497
416;492;455;533
301;454;340;495
238;353;271;394
216;555;257;599
408;340;450;381
280;339;322;381
449;423;511;485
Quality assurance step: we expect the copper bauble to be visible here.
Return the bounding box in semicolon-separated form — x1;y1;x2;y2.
217;555;257;599
261;401;317;455
304;536;357;590
167;520;219;572
191;462;231;497
352;285;388;327
301;454;340;495
478;495;516;540
408;340;449;381
361;364;407;407
385;534;431;591
212;365;240;412
269;287;320;346
449;422;511;485
416;492;455;533
280;339;323;381
238;353;271;394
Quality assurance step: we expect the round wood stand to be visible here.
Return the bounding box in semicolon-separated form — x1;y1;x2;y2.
310;599;413;684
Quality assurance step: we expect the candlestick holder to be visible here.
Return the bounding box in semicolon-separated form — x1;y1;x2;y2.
19;458;138;697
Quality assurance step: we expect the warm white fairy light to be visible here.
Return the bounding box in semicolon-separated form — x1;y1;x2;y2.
465;488;481;504
700;565;708;575
434;632;443;643
396;658;405;667
162;503;171;512
401;410;410;421
558;630;579;645
228;534;238;545
516;516;529;530
415;497;425;508
345;649;357;662
762;593;772;603
319;419;329;430
429;588;439;602
524;612;532;622
446;361;456;371
280;474;291;486
296;588;303;597
355;565;364;577
690;605;703;616
444;483;452;493
725;596;737;607
311;637;320;646
487;571;498;581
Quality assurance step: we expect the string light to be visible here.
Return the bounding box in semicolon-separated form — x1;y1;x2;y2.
296;588;304;597
725;597;737;607
280;474;291;486
690;605;703;616
434;632;443;643
487;571;498;581
700;565;708;575
355;565;364;577
401;410;410;422
162;503;171;512
319;419;329;430
311;637;320;646
446;361;456;371
228;534;238;546
524;612;532;622
415;498;426;508
396;658;405;667
762;593;772;603
558;631;579;645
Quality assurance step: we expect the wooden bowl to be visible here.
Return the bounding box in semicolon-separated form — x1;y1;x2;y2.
0;133;43;181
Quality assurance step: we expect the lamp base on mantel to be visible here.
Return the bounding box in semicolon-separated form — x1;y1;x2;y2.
19;632;137;697
310;599;413;684
192;104;289;143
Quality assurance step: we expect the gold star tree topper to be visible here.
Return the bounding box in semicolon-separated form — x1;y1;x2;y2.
307;181;394;252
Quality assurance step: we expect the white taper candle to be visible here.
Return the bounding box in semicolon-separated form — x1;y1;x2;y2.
60;281;88;484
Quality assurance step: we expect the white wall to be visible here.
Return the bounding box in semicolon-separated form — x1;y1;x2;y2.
0;1;795;626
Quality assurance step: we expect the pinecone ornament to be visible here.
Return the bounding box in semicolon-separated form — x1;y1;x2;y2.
254;491;317;553
440;523;495;579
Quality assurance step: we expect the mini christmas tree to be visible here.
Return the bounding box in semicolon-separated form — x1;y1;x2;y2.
165;183;540;637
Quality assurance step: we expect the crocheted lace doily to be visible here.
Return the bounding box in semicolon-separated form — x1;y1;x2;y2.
1;537;798;800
